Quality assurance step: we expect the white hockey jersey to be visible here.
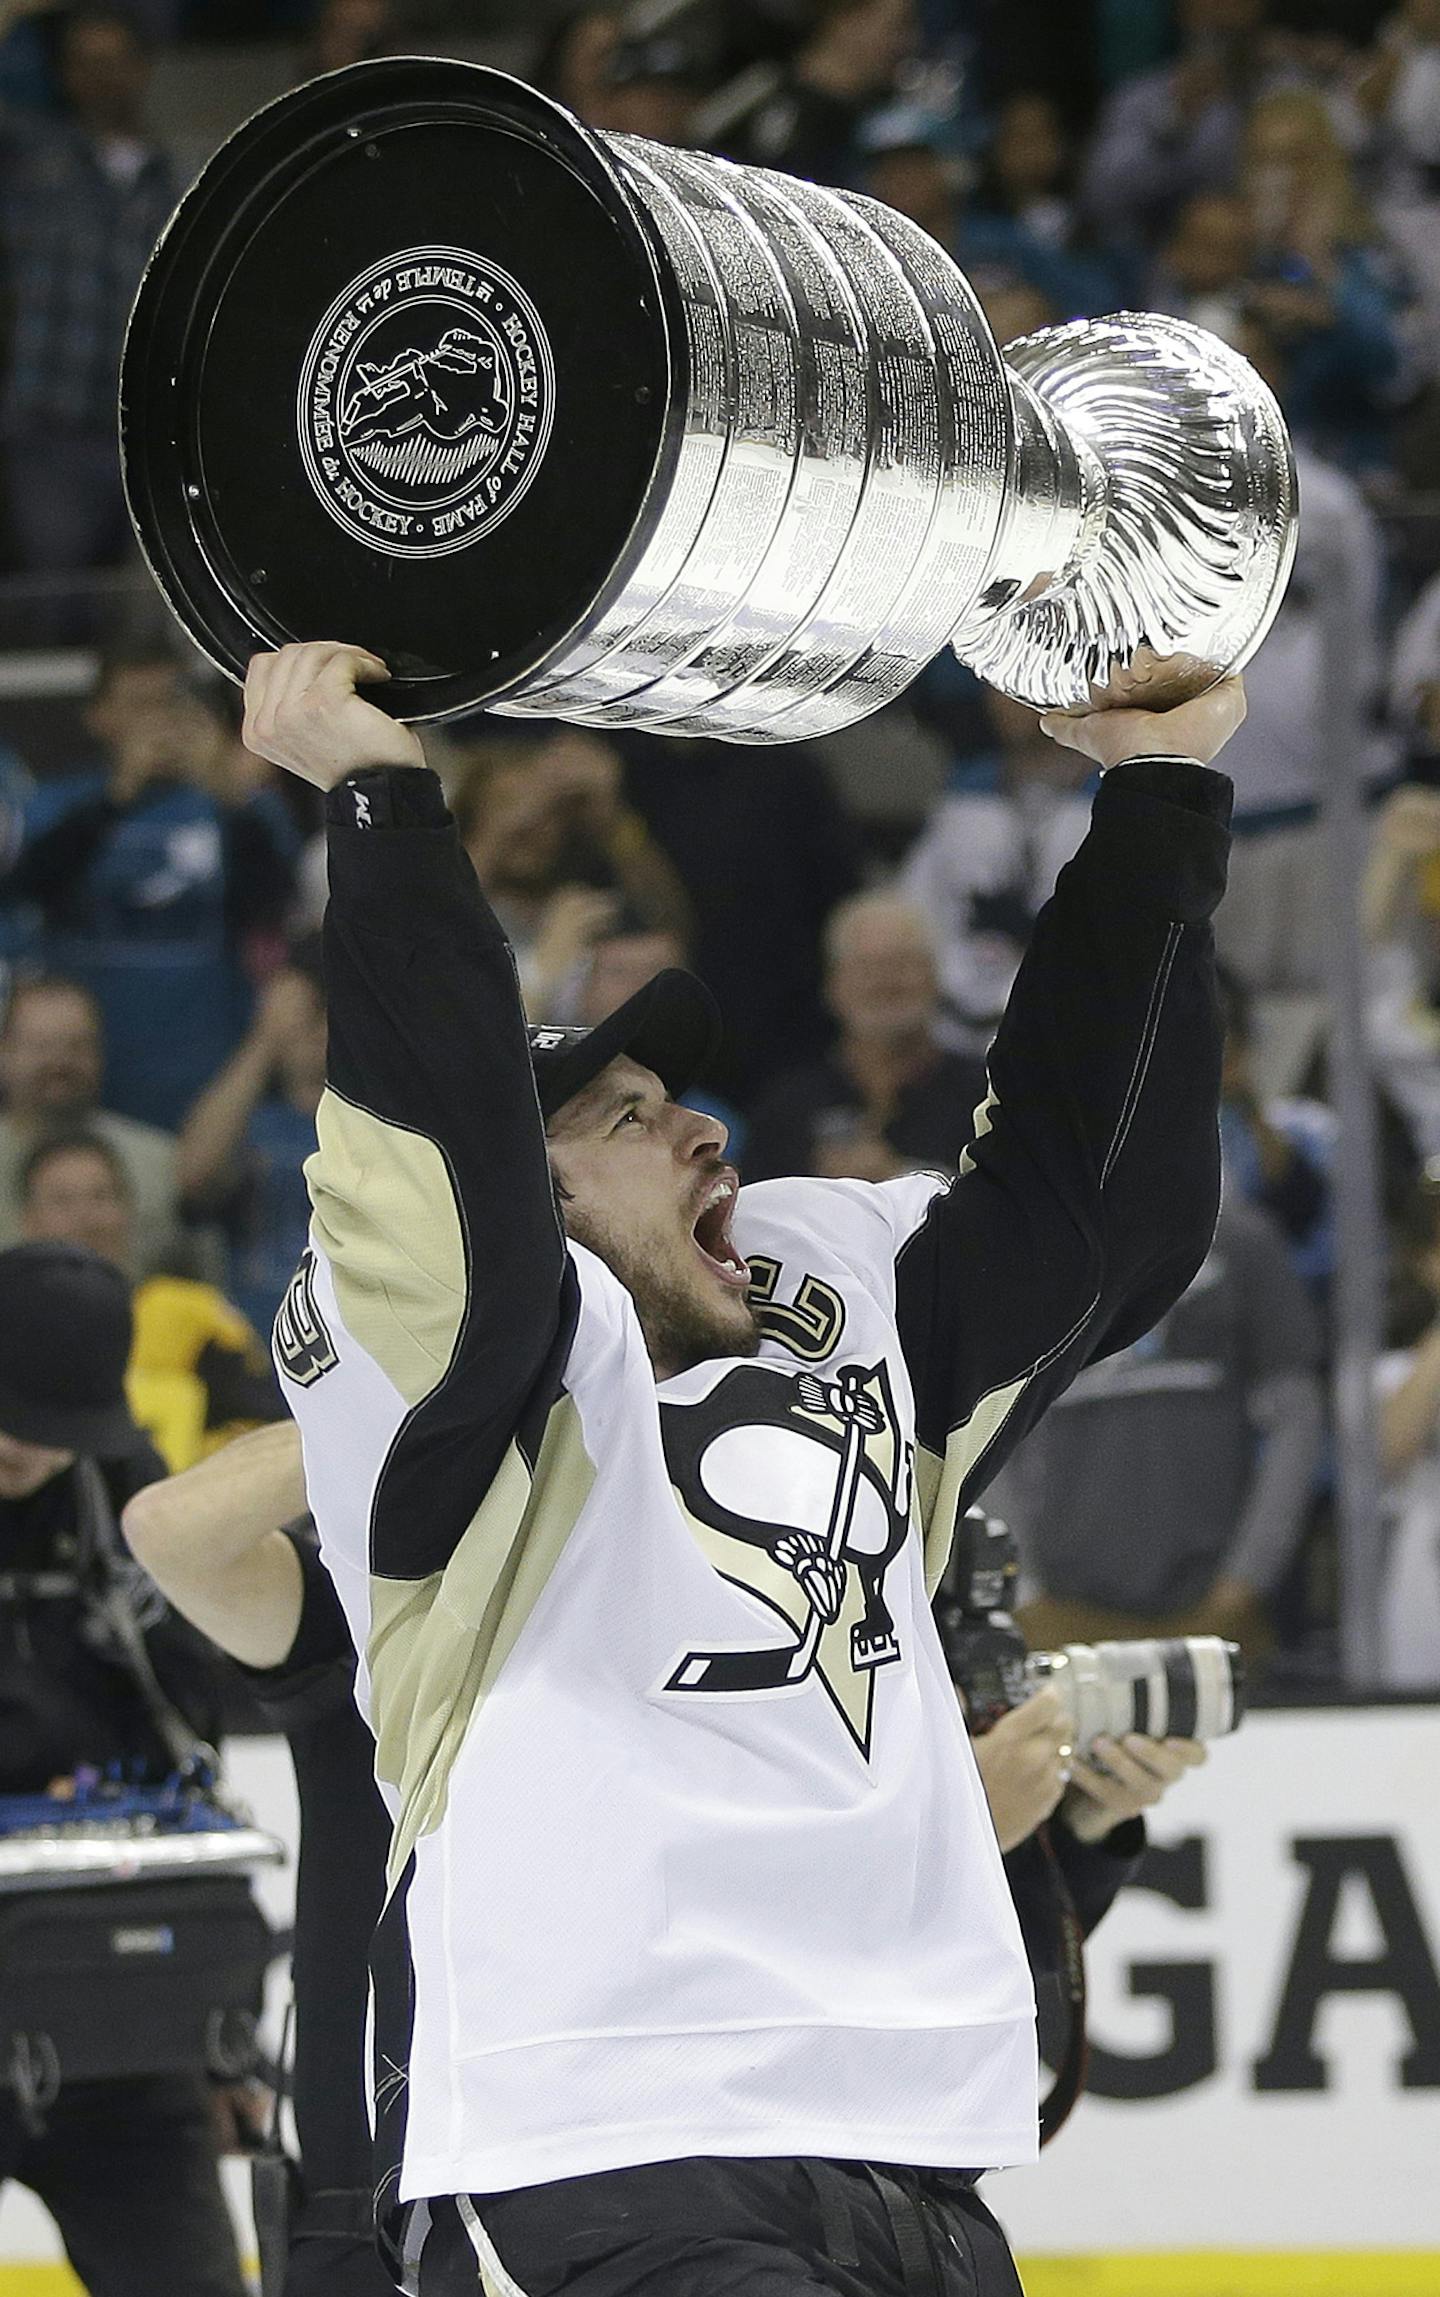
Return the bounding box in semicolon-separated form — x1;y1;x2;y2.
277;756;1233;2222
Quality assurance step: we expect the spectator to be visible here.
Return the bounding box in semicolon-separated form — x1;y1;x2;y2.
745;892;987;1181
600;24;707;146
0;740;38;971
899;686;1092;1055
619;727;862;1104
452;728;690;1022
1361;1;1440;367
998;1195;1325;1667
121;1426;396;2297
1361;782;1440;1157
575;917;746;1156
1151;189;1258;344
970;272;1059;351
0;1238;244;2296
302;0;394;75
175;939;326;1338
719;0;917;184
577;920;690;1029
1081;0;1272;254
861;125;959;245
1210;315;1393;995
533;6;620;128
0;972;182;1270
1389;558;1440;763
959;89;1131;316
1218;963;1335;1293
19;1128;282;1470
1240;85;1407;472
864;112;1123;321
1377;1173;1440;1685
9;650;297;1129
0;5;176;587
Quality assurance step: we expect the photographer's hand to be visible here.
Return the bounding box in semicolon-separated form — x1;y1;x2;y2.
1061;1734;1207;1843
971;1688;1074;1853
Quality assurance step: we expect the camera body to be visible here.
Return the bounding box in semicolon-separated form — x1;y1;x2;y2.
935;1508;1247;1751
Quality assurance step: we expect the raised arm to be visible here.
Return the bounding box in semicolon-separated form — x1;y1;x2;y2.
894;680;1242;1562
242;645;569;1582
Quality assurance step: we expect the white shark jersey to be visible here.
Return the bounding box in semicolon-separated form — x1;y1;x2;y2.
279;757;1234;2222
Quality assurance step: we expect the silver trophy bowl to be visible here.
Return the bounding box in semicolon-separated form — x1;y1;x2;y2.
121;61;1296;738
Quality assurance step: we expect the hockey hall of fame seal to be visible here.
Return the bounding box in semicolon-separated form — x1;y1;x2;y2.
296;245;556;560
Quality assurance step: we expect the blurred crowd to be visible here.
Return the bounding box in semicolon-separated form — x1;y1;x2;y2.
1;0;1440;1694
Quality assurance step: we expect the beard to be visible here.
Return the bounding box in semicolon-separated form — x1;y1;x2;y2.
566;1207;761;1377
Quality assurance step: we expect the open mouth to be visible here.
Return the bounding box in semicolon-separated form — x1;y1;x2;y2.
690;1168;750;1291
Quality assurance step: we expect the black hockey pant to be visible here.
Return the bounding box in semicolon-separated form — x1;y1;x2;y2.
395;2154;1026;2297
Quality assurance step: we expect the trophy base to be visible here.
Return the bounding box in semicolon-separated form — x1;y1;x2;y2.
952;314;1296;714
121;61;679;720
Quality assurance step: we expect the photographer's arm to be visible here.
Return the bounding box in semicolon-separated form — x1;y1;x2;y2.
122;1420;308;1670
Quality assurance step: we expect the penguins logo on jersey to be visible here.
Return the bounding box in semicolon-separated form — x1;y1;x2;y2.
660;1358;913;1756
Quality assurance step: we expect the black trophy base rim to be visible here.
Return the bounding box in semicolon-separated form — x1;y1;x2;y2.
120;58;679;721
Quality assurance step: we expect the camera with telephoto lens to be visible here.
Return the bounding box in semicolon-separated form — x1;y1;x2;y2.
934;1507;1247;1750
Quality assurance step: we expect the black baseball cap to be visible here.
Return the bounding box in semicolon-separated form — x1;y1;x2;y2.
527;969;721;1123
0;1242;136;1454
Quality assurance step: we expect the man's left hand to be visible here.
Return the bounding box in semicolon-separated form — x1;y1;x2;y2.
1060;1733;1207;1843
1041;671;1246;770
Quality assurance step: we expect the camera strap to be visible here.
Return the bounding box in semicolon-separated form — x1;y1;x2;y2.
73;1457;220;1779
1035;1822;1089;2149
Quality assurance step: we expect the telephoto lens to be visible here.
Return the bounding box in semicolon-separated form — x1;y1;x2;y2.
1024;1637;1246;1755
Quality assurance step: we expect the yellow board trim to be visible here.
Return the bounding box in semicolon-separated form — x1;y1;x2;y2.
4;2257;1438;2297
1017;2259;1440;2297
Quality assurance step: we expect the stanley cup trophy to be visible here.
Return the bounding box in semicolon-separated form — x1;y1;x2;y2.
120;57;1296;738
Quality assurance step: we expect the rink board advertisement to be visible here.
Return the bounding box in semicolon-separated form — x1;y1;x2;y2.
1;1708;1437;2291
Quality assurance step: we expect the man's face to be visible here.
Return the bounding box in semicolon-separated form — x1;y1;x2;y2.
866;148;954;245
0;989;103;1122
61;20;149;134
1166;196;1253;294
1182;0;1264;38
994;95;1066;199
22;1147;133;1271
827;914;937;1040
311;0;394;72
469;737;618;896
547;1057;759;1380
604;75;698;145
976;278;1055;349
87;663;191;770
0;1429;74;1501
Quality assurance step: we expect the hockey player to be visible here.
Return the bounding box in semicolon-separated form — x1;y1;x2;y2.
244;640;1243;2297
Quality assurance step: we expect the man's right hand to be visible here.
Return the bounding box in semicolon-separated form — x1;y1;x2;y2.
243;642;425;791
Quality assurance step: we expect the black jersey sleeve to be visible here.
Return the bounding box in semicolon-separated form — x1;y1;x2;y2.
302;766;569;1581
895;756;1231;1549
